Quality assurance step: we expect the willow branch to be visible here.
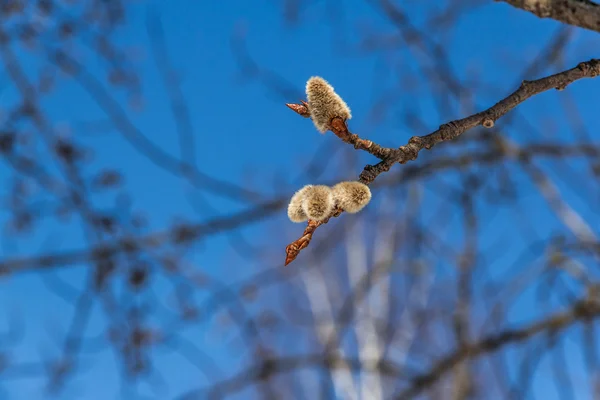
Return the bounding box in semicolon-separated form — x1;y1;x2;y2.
284;58;600;266
497;0;600;34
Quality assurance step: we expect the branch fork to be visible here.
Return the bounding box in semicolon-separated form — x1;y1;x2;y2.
283;59;600;266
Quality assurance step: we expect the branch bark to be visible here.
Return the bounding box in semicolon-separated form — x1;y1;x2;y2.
284;58;600;266
497;0;600;33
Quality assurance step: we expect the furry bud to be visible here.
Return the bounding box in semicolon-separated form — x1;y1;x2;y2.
305;76;352;133
287;185;312;223
302;185;334;221
332;181;371;213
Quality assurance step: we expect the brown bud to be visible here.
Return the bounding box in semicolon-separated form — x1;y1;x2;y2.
482;118;494;128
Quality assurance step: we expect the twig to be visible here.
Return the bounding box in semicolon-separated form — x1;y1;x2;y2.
283;59;600;266
185;353;404;400
394;298;600;399
285;105;394;160
284;208;343;266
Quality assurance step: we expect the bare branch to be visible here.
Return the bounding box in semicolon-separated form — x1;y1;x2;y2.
188;354;404;400
395;298;600;399
497;0;600;34
284;58;600;266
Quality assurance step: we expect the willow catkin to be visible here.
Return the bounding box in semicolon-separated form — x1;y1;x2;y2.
332;181;371;213
287;185;312;223
302;185;334;221
305;76;351;133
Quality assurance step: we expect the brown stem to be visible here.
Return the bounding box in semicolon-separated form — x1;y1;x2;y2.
284;59;600;266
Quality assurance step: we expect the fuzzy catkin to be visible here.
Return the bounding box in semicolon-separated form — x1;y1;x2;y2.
305;77;352;133
332;181;371;213
302;185;334;221
287;185;312;223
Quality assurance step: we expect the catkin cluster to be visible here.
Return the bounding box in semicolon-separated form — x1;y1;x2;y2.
287;181;371;222
306;77;352;133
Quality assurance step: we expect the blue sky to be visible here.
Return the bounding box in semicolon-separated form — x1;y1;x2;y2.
1;0;600;399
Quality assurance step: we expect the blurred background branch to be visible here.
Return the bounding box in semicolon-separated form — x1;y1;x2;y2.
0;1;599;399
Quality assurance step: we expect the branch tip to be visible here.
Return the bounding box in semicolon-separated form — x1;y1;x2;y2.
286;102;310;118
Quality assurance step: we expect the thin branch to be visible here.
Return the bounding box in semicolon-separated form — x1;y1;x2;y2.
0;198;286;275
394;298;600;399
285;103;394;160
194;299;600;399
284;58;600;266
48;50;264;203
191;354;403;400
146;8;197;168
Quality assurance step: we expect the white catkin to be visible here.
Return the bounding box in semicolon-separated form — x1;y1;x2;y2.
302;185;335;221
332;181;371;213
305;76;351;133
287;185;313;223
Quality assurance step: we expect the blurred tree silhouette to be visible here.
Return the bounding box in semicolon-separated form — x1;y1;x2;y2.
1;0;600;399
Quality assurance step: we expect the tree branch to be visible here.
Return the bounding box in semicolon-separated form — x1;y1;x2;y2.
284;58;600;266
497;0;600;34
193;354;403;400
0;198;286;275
394;298;600;399
192;299;600;399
